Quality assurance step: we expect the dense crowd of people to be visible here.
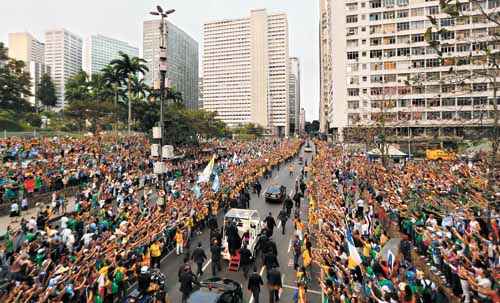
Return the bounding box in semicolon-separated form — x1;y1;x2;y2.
0;134;302;303
309;141;498;303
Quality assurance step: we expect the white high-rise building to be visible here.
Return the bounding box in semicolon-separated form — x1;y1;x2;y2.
203;9;290;136
319;0;333;133
299;108;306;135
44;29;82;108
324;0;498;143
8;32;50;106
83;34;138;76
143;20;199;109
289;57;301;135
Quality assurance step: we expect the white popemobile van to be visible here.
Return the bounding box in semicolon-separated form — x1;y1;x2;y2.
221;208;262;260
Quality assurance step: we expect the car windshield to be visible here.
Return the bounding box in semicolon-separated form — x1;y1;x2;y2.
267;187;281;193
188;289;221;303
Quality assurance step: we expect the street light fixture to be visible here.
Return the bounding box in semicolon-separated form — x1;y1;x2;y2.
150;5;175;188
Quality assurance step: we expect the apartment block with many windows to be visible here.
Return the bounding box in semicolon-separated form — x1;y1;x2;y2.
325;0;499;145
203;9;290;136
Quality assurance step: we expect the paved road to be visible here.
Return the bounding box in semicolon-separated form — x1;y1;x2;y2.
161;144;320;303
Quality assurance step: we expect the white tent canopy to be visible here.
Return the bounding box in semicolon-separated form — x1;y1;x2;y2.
368;145;407;158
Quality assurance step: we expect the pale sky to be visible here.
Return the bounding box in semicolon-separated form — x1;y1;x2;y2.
0;0;319;121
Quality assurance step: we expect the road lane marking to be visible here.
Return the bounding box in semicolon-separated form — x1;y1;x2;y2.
282;284;322;295
277;221;281;229
202;259;212;271
287;239;292;253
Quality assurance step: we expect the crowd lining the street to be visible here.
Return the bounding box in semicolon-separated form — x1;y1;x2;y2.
309;141;498;303
0;134;302;303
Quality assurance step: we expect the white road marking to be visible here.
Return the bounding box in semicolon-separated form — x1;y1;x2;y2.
282;284;322;295
202;259;212;271
287;239;292;253
277;221;281;229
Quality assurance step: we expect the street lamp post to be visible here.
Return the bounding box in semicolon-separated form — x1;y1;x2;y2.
150;5;175;189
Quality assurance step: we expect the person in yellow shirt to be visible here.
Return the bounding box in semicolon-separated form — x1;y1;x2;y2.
175;229;184;255
150;239;162;268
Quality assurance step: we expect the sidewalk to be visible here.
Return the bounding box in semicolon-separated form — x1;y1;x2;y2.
0;197;76;235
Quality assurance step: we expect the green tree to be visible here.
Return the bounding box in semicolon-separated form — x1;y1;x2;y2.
0;42;32;114
110;52;149;133
36;73;57;109
64;70;91;102
102;64;123;107
65;99;114;131
88;73;113;103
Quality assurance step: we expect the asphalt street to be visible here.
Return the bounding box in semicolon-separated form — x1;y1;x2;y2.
161;143;320;303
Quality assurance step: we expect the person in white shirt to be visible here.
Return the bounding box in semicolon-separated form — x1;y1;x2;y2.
21;198;28;211
81;232;94;248
10;202;20;217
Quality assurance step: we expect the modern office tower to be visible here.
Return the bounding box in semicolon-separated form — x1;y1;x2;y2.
289;57;301;135
203;9;290;136
143;20;199;109
44;29;82;108
198;77;204;109
299;108;306;135
319;0;333;133
8;32;50;106
83;34;139;76
326;0;498;146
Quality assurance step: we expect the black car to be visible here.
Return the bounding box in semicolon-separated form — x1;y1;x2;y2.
188;278;243;303
264;185;286;203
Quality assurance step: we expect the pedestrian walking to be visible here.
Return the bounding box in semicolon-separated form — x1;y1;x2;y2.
179;266;200;303
294;217;304;241
292;235;302;270
248;267;264;303
176;229;184;255
267;267;282;303
149;239;162;269
277;208;288;235
264;212;276;236
285;196;293;217
239;244;252;278
255;181;262;198
293;191;301;209
191;242;207;277
210;239;222;276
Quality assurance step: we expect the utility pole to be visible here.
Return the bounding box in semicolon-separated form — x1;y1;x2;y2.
150;5;175;189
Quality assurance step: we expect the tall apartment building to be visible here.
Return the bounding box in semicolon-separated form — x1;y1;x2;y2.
8;32;50;106
289;57;301;135
203;9;290;136
143;20;199;109
299;108;306;135
198;77;204;109
83;34;139;76
44;29;82;108
319;0;333;133
326;0;498;145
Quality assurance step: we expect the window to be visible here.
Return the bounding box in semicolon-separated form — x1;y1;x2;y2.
347;39;359;48
398;99;408;107
473;96;488;105
347;27;358;36
397;0;408;5
397;22;410;31
441;111;454;119
457;57;471;65
412;60;425;68
426;112;440;120
383;11;395;19
385;49;396;58
348;113;360;123
347;51;359;60
412;47;426;55
411;21;425;30
428;98;440;107
456;44;470;52
441;31;455;40
383;0;395;7
442;98;456;106
347;15;358;23
457;97;472;106
349;76;359;85
370;0;382;8
427;6;439;15
411;8;425;17
489;0;500;9
473;83;488;92
426;58;440;67
412;34;424;43
397;48;410;57
441;18;455;27
397;35;410;44
371;75;384;83
370;50;383;58
384;74;396;83
348;88;360;96
370;13;382;21
370;38;382;46
384;36;396;44
346;3;358;11
397;10;408;18
412;99;425;107
458;111;472;120
384;61;396;69
457;16;470;25
442;85;455;93
441;45;455;53
348;100;360;109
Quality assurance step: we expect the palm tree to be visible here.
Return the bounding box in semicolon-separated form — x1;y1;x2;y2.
167;87;183;104
130;75;149;101
110;52;149;133
101;65;122;108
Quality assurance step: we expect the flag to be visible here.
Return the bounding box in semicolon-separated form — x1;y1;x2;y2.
192;184;202;199
212;174;220;192
198;155;215;183
346;229;362;269
387;249;395;272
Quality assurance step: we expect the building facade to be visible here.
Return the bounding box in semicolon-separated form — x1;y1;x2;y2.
203;9;290;136
44;29;82;108
83;34;138;76
289;57;301;135
198;77;204;109
326;0;498;146
319;0;333;133
143;20;199;109
8;32;50;106
299;108;306;135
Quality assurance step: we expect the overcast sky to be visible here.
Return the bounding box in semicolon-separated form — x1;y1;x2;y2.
0;0;319;121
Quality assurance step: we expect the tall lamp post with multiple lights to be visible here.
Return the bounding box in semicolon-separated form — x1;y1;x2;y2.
150;5;175;188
